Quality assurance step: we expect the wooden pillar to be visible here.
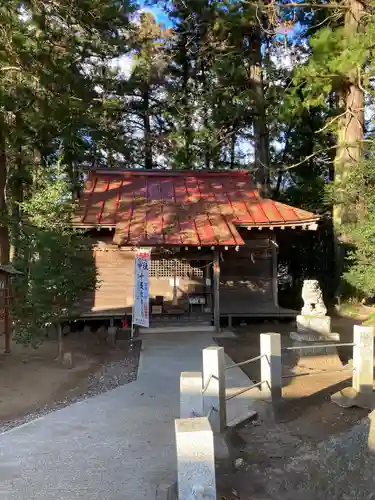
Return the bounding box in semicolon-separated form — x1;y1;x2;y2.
213;249;220;333
204;263;212;313
271;236;278;308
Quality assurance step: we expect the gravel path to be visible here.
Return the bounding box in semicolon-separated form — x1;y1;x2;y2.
0;340;141;434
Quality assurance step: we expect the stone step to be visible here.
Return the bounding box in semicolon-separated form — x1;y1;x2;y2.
140;325;215;334
148;319;212;329
150;322;212;328
151;316;212;322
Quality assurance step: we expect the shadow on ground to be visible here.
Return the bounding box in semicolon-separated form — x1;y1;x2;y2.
215;316;372;499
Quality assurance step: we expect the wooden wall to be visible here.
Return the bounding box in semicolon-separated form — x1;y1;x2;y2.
75;232;276;318
76;238;208;316
77;247;135;315
219;236;275;314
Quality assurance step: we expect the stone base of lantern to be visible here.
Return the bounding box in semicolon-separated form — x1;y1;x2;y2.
296;315;335;339
290;315;341;367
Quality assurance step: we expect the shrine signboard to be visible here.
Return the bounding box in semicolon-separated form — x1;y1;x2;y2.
132;248;151;328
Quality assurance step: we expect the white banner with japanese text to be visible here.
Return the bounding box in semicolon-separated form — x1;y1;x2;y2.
132;248;151;328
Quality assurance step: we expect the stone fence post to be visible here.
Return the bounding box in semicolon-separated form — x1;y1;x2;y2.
202;346;226;433
175;417;216;500
260;333;282;402
180;372;203;418
353;325;374;394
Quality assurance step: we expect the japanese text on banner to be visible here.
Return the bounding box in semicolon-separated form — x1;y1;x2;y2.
133;248;151;328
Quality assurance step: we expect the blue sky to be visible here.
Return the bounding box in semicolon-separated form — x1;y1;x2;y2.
138;1;304;41
137;1;172;27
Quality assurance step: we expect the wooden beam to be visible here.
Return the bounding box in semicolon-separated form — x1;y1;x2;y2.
213;249;220;334
204;264;212;314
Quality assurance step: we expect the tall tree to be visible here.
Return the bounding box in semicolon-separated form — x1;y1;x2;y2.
0;0;136;347
126;12;169;169
287;0;370;297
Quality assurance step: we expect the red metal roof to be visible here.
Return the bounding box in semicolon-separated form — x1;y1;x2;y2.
75;170;320;247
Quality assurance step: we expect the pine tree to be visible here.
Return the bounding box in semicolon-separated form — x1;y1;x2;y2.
286;0;371;298
125;12;169;169
0;0;136;347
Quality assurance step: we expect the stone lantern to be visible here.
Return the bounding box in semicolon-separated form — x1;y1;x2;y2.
0;264;23;353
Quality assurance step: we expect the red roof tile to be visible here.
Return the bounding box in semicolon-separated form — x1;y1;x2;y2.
75;170;320;247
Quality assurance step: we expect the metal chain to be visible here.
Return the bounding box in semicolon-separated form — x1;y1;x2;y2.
202;374;215;395
225;354;264;371
225;380;263;401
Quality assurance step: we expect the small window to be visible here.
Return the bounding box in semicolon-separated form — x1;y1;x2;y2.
150;259;204;278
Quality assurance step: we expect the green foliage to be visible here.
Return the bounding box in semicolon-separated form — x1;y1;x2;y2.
124;12;170;168
0;0;135;344
12;167;97;345
339;153;375;298
292;7;370;118
0;0;136;177
1;0;374;343
21;175;72;230
159;0;265;170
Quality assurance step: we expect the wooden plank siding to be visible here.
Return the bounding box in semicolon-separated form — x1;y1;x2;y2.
219;237;275;315
76;248;136;316
75;244;208;318
74;233;276;319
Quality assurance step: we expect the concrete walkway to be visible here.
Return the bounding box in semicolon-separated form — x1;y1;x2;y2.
0;332;255;500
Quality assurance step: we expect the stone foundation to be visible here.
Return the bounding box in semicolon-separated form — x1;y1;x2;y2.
296;315;332;338
291;317;341;366
291;280;342;367
291;330;340;343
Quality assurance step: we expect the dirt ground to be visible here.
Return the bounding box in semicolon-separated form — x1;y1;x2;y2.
216;316;371;499
0;330;140;432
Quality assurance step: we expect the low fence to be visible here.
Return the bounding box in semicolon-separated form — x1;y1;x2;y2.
174;324;374;500
278;326;374;395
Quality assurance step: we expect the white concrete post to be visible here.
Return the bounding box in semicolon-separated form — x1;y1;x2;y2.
180;372;203;418
353;325;374;394
202;346;226;433
260;333;282;402
175;417;216;500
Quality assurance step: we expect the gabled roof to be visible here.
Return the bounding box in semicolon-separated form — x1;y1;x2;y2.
74;169;320;247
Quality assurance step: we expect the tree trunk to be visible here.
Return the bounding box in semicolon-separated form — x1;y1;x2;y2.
57;323;64;360
333;0;365;229
32;147;42;192
10;144;23;262
10;114;24;262
182;43;192;168
0;123;10;353
143;87;153;170
201;62;211;169
328;92;338;182
0;127;10;266
66;159;80;199
332;0;365;298
274;124;293;195
333;92;364;228
63;135;81;199
249;25;270;195
230;126;236;169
